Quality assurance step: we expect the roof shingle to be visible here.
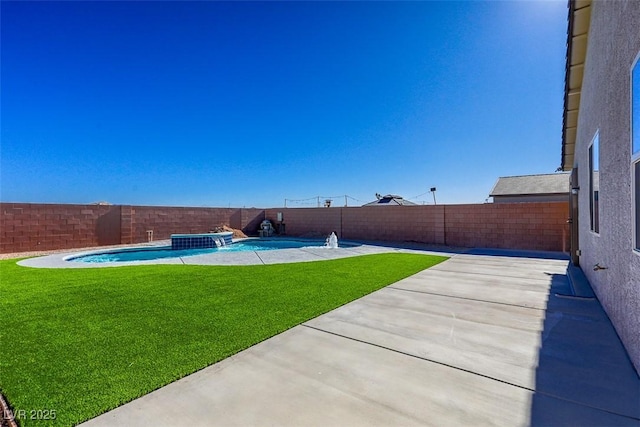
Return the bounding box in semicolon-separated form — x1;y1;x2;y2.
490;173;570;197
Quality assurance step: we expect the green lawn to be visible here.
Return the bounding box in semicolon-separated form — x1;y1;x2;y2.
0;253;447;426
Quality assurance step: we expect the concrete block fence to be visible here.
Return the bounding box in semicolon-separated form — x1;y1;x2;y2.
265;202;569;252
0;202;569;254
0;203;265;253
1;203;122;253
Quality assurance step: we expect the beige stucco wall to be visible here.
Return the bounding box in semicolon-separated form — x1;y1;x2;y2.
574;0;640;373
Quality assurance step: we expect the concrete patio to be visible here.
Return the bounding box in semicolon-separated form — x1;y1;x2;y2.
81;250;640;426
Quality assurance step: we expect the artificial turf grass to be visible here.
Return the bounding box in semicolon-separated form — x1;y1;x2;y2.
0;253;447;426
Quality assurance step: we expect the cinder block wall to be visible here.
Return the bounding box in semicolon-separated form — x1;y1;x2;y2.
0;203;265;253
130;206;236;243
341;206;445;243
128;206;266;244
264;207;342;237
230;208;265;234
0;203;121;253
265;202;568;251
0;202;569;253
444;203;569;252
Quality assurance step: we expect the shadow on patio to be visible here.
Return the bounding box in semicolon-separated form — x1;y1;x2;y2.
528;272;640;426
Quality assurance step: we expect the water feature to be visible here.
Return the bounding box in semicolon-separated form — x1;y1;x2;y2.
171;232;233;250
210;236;226;248
326;232;338;249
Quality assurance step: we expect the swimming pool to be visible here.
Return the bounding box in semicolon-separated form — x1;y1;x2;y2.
67;238;358;263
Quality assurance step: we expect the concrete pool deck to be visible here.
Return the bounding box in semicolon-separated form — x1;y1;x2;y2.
79;249;640;426
16;239;459;268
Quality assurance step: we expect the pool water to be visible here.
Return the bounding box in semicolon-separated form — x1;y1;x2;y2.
67;238;356;263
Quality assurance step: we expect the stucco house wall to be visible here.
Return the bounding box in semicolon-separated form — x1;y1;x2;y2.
573;0;640;372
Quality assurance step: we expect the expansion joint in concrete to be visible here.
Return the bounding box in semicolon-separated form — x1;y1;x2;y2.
386;286;547;312
429;268;562;283
254;251;266;265
300;323;640;422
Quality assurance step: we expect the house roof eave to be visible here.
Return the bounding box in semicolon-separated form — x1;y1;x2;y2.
561;0;591;171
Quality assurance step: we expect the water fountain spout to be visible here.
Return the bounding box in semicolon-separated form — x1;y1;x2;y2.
326;232;338;249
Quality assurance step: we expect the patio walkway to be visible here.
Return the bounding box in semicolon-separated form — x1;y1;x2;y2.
81;250;640;426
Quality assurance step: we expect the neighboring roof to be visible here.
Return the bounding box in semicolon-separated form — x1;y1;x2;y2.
490;173;570;197
561;0;592;171
363;194;417;206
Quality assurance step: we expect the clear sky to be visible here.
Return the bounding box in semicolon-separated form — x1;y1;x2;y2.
1;0;568;208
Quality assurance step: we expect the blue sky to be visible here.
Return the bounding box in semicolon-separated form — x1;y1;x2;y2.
1;1;567;207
